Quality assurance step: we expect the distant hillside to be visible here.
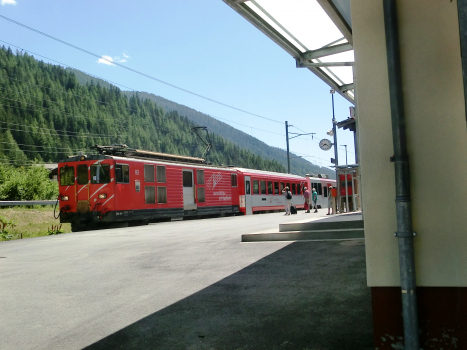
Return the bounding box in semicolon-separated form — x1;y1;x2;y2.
69;68;334;178
0;48;285;173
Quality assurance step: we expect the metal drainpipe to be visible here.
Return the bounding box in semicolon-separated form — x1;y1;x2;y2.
382;1;420;349
285;121;291;174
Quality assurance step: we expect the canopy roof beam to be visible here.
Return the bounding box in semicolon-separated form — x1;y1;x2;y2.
301;42;352;60
296;59;354;68
339;82;354;92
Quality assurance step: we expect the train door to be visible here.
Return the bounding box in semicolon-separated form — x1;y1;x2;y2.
76;164;90;213
244;176;252;215
183;170;197;210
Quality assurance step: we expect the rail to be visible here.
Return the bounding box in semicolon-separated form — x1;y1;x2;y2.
0;200;56;207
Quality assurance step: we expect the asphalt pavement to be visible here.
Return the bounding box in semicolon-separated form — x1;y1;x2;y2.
0;211;373;350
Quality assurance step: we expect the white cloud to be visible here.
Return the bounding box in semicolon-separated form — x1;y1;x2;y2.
1;0;17;5
97;55;115;66
97;53;130;66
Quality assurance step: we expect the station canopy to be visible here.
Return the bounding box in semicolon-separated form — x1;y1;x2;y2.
223;0;354;104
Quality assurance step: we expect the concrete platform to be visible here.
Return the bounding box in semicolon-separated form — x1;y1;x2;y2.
242;211;364;242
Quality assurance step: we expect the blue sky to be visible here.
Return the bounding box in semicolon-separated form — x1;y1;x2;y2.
0;0;356;170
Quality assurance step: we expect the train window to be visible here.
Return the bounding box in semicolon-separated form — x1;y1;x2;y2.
245;180;251;195
274;182;279;194
157;186;167;204
157;166;166;183
91;164;110;184
292;183;296;194
268;181;273;194
253;180;259;194
317;183;322;195
77;165;88;185
280;182;284;192
197;170;204;184
144;164;155;182
260;181;266;194
183;171;193;187
297;184;301;194
145;186;156;204
116;164;129;184
231;174;237;187
60;166;74;186
312;183;318;194
135;180;140;192
324;186;328;197
197;187;205;203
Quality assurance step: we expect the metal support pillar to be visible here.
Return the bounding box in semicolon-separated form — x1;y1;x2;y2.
344;170;350;213
285;121;291;174
383;1;420;349
331;90;340;209
351;171;356;211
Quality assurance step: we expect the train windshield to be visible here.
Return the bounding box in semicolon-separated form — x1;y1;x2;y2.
91;164;110;184
60;166;75;186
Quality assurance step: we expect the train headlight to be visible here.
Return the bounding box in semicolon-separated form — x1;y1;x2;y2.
61;195;69;201
98;193;107;199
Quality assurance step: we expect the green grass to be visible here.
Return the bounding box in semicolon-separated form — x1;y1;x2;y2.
0;206;71;241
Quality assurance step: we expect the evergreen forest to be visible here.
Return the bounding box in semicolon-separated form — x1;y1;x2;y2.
0;46;286;173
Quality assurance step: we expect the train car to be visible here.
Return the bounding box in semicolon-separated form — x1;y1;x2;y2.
235;168;308;214
308;175;337;209
235;168;336;214
58;149;241;231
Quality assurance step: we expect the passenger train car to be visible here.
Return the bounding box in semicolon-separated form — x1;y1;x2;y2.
57;146;335;231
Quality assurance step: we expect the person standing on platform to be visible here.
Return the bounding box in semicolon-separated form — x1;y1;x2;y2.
327;185;334;215
312;188;318;213
282;186;292;215
303;187;310;213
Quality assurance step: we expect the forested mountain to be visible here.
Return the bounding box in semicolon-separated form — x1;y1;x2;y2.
0;47;285;172
68;69;334;178
0;47;332;177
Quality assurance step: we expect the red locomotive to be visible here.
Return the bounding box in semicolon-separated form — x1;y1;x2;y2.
57;145;335;231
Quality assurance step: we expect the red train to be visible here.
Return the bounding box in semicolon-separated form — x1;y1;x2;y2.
57;146;335;231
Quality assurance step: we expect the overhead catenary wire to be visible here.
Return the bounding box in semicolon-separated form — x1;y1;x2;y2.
0;81;283;138
0;125;114;139
0;140;91;151
0;95;121;132
1;147;92;154
290;124;354;154
0;42;320;148
0;15;283;125
0;59;286;138
0;42;340;169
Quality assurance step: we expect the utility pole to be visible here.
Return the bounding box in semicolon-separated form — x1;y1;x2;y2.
285;121;316;174
341;144;348;165
331;90;339;169
285;121;291;173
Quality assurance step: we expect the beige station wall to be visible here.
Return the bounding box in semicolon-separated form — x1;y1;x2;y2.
352;0;467;286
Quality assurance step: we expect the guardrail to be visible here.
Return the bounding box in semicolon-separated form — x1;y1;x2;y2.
0;200;57;207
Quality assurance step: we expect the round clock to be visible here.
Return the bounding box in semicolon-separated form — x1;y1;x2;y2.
319;139;333;151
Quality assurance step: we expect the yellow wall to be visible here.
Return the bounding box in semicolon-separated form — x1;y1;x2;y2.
352;0;467;286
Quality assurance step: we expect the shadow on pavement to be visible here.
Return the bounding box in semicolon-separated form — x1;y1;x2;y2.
84;241;373;350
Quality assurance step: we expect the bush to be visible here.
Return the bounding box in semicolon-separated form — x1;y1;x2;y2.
0;164;58;201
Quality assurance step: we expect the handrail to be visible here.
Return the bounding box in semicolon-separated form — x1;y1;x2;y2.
0;200;56;207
